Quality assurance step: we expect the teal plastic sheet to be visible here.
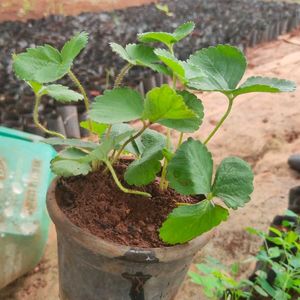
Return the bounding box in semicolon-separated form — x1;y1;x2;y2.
0;126;56;289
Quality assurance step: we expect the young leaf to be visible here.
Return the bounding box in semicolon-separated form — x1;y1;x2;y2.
159;200;229;244
85;131;134;162
124;129;166;186
173;22;195;41
154;49;186;82
109;123;137;155
89;88;144;124
159;90;204;132
80;121;108;136
43;137;97;149
167;138;213;195
110;43;169;74
51;159;91;177
212;157;254;209
61;32;89;64
187;45;247;91
56;147;88;160
138;22;195;48
232;76;296;97
43;84;83;102
142;85;196;122
13;45;70;83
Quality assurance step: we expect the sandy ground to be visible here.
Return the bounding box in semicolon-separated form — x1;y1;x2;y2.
0;0;155;22
1;31;300;299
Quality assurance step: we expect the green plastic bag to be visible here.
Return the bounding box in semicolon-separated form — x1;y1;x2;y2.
0;127;56;289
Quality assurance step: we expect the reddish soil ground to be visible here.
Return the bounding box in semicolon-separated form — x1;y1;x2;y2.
0;0;155;22
0;27;300;300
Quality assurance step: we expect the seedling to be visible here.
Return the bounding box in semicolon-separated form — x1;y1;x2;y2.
189;211;300;299
13;23;296;245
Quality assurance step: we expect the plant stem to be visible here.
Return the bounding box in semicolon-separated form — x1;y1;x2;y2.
105;160;151;197
160;128;171;190
33;94;66;139
176;132;184;149
204;95;234;145
68;70;92;132
114;63;132;88
111;123;149;164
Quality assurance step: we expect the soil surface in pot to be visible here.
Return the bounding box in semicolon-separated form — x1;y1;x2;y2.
56;162;199;248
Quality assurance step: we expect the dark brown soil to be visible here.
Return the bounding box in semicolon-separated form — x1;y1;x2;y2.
56;162;198;248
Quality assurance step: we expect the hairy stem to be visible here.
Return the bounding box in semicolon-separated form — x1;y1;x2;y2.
114;63;132;88
204;95;234;145
176;132;184;149
105;160;151;197
33;94;66;139
160;128;171;190
111;123;149;164
68;70;92;132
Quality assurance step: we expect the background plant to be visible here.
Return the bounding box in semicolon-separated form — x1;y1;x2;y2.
189;210;300;300
12;22;296;245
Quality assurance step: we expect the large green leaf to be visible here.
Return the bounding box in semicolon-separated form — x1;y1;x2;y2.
142;85;196;122
154;49;186;82
13;45;70;83
61;32;89;64
56;147;88;160
187;45;247;91
138;22;195;48
124;129;166;186
212;157;254;209
89;88;144;124
232;76;296;97
159;200;229;244
167;138;213;195
43;84;83;102
159;90;204;132
51;159;91;177
110;43;168;74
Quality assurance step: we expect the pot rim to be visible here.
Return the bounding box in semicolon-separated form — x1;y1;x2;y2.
47;178;214;262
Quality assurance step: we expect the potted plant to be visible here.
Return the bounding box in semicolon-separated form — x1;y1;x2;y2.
12;22;296;300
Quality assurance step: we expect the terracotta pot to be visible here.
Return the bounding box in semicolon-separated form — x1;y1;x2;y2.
47;179;213;300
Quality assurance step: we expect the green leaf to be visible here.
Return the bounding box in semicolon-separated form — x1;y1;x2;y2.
109;123;137;155
27;81;43;94
56;147;88;160
187;45;247;91
80;121;108;136
43;138;97;149
51;159;91;177
111;43;168;74
61;32;89;64
138;22;195;48
232;76;296;97
90;88;144;124
159;90;204;132
173;22;195;41
44;84;83;102
138;32;177;47
13;44;70;83
124;129;166;186
142;85;196;123
212;157;254;209
167;138;213;195
159;200;229;244
86;131;134;162
154;49;186;82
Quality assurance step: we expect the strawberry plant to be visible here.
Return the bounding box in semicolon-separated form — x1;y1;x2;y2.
13;22;296;245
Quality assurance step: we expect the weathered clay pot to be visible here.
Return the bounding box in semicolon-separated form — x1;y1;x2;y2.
47;179;212;300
